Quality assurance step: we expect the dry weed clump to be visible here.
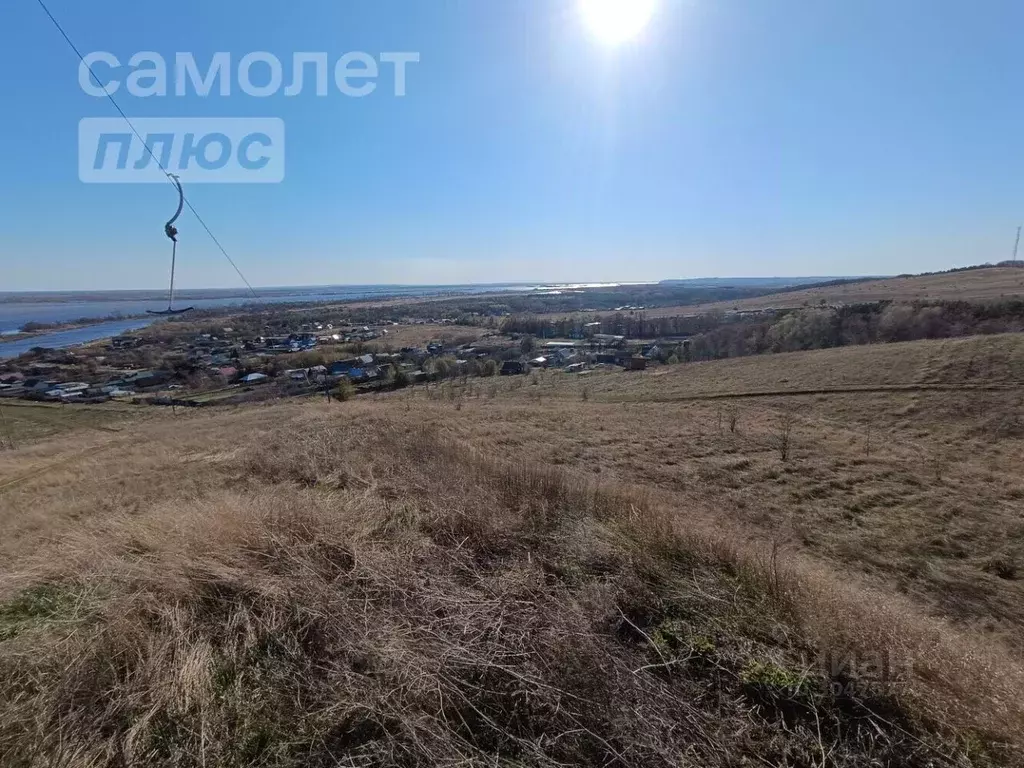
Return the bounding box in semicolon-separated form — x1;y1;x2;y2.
0;418;1020;766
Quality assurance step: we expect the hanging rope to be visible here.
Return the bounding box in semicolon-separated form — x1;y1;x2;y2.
164;174;184;312
32;0;260;300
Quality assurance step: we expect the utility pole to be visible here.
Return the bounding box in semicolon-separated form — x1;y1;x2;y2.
0;404;15;450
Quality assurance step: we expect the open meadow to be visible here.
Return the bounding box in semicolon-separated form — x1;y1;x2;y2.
403;334;1024;644
1;333;1023;766
645;267;1024;316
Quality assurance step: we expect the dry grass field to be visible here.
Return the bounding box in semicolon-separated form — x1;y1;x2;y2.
368;323;490;350
640;267;1024;316
0;401;138;448
404;335;1024;647
2;333;1024;766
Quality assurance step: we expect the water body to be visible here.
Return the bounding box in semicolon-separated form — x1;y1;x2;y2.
0;318;158;359
0;283;544;332
0;283;547;359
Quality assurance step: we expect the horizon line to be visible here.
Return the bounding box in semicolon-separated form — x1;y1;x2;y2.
0;275;880;296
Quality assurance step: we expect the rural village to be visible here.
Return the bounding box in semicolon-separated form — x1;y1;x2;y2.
0;309;667;407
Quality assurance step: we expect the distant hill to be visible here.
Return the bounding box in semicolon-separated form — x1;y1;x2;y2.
664;265;1024;315
659;276;872;289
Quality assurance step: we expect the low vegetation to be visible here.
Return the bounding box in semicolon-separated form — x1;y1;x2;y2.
2;330;1024;765
420;334;1024;649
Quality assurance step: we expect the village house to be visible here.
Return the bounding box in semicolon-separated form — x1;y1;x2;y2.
117;370;172;390
110;336;142;350
342;365;382;383
551;348;577;365
500;360;528;376
328;355;375;377
21;378;58;393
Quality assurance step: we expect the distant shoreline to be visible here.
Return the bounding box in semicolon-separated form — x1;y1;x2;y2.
0;278;864;305
0;283;545;306
11;315;148;337
0;284;546;336
0;317;158;360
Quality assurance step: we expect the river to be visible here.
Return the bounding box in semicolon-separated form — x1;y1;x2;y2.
0;319;159;359
0;283;540;359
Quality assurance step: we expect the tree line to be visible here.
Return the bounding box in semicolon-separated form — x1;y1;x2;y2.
504;300;1024;364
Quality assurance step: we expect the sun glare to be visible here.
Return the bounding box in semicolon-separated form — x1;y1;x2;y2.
579;0;657;45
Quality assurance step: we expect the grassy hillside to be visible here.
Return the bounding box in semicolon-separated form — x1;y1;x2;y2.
577;332;1024;396
0;401;136;448
1;334;1023;766
646;267;1024;316
427;335;1024;645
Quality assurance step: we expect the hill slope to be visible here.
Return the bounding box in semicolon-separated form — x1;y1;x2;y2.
651;266;1024;316
2;334;1024;766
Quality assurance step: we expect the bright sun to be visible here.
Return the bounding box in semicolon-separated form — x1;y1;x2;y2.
579;0;657;45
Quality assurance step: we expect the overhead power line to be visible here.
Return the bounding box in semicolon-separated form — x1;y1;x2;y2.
32;0;260;298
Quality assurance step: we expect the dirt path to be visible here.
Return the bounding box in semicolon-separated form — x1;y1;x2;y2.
601;382;1023;403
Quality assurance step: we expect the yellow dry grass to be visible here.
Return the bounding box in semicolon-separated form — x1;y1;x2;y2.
0;401;137;446
642;267;1024;316
394;335;1024;649
367;323;489;350
2;334;1024;765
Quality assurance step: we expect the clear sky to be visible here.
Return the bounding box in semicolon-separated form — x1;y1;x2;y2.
2;0;1024;290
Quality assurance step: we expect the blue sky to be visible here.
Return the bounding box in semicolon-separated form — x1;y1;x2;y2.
2;0;1024;290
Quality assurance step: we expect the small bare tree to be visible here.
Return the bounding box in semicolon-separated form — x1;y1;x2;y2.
334;379;356;402
776;409;795;462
